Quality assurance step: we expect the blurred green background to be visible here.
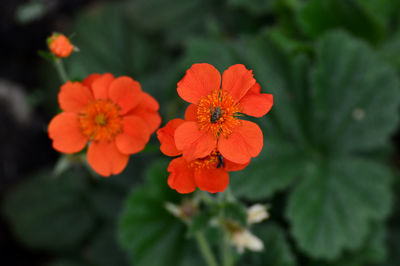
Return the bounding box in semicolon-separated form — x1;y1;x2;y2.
2;0;400;265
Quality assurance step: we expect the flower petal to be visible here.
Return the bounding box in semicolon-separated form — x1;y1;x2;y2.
194;167;229;193
224;158;250;172
127;92;161;133
167;157;196;194
91;73;114;99
139;112;161;134
221;64;256;102
87;141;129;177
248;82;261;93
157;119;185;157
58;81;93;112
184;104;197;121
218;120;263;164
115;116;150;155
109;76;143;115
174;121;217;161
48;112;88;154
240;83;273;117
177;63;221;104
140;92;160;111
82;74;101;88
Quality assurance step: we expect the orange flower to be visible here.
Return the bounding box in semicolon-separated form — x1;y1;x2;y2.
175;63;273;164
157;119;248;193
48;73;161;177
48;33;75;58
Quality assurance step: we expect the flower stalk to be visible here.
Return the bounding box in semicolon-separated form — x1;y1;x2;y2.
54;58;68;83
222;232;234;266
195;231;219;266
220;188;235;266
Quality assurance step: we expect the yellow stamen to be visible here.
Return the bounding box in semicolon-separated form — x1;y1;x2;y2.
188;150;221;170
196;89;241;138
79;100;122;142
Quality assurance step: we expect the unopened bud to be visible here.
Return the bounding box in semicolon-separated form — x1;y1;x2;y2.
47;33;75;58
231;229;264;253
247;204;269;225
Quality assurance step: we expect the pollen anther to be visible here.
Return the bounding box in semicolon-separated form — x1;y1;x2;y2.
196;89;241;138
79;99;122;142
188;150;221;170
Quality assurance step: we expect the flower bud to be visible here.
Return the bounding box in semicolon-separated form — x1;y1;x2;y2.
164;199;198;222
231;229;264;253
47;33;75;58
247;204;269;225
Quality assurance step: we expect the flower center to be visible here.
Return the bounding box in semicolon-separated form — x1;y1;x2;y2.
196;89;241;138
188;151;224;170
79;100;122;142
95;114;107;126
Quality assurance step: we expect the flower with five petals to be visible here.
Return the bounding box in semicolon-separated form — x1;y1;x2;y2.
175;63;273;164
48;73;161;176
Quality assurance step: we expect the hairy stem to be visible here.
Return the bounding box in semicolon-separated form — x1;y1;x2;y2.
220;188;235;266
222;232;234;266
195;232;219;266
54;58;68;83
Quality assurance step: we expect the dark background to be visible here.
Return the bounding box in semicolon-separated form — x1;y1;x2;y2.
2;0;400;266
0;1;94;265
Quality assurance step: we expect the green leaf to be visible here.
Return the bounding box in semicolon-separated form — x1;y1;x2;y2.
182;37;238;71
89;186;124;220
124;0;213;45
86;226;129;266
118;159;203;266
384;180;400;266
357;0;400;27
310;31;400;154
286;156;392;259
228;0;274;16
237;31;307;144
66;4;163;79
38;50;56;62
385;228;400;266
229;33;314;200
380;32;400;74
230;138;306;200
267;28;312;56
239;223;297;266
234;30;398;261
188;211;211;236
297;0;385;44
2;168;95;251
223;202;248;226
324;222;387;266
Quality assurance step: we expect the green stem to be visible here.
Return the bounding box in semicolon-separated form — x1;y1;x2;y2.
195;232;219;266
54;58;68;83
220;188;235;266
222;233;233;266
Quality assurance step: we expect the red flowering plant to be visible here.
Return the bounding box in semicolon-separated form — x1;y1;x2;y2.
48;73;161;176
152;62;273;264
157;63;273;193
40;30;274;266
44;33;161;177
